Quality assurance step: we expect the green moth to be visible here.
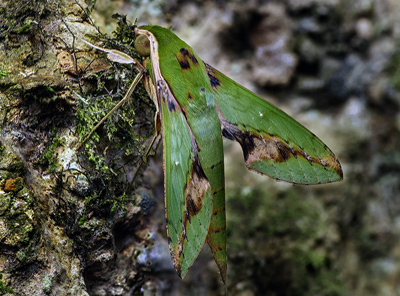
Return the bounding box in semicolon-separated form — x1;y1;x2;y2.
83;25;343;283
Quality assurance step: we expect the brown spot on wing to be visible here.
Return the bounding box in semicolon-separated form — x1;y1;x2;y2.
177;48;199;70
185;155;210;218
205;63;221;89
179;59;191;70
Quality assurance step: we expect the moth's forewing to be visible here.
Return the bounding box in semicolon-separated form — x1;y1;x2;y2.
137;26;227;280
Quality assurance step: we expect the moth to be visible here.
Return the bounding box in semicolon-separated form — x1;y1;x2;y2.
81;25;343;283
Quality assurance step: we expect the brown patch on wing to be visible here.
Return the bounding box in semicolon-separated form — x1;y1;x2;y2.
170;241;184;277
177;48;199;70
246;136;296;163
318;151;343;175
222;121;343;178
205;63;221;89
184;155;210;220
170;156;210;277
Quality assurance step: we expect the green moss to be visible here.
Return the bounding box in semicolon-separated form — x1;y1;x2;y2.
112;14;137;44
5;213;34;245
0;69;12;80
0;194;11;215
47;86;55;93
15;19;35;34
16;250;26;261
42;273;54;294
39;127;65;171
111;192;130;212
0;143;34;251
0;274;14;293
78;190;131;228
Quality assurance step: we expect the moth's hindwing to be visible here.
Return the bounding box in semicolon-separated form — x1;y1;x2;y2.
205;64;343;184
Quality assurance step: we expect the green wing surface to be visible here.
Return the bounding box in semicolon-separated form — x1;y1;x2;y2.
158;78;214;278
139;26;227;280
206;64;343;184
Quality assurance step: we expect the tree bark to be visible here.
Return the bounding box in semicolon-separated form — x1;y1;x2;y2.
0;1;163;295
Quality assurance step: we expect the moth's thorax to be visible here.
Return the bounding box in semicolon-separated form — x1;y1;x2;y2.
134;34;151;57
135;28;161;81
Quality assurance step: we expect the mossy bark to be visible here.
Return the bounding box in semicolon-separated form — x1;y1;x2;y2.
0;1;157;295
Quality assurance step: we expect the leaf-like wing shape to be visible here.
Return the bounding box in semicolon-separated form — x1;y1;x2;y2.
138;25;228;281
206;64;343;184
157;78;214;278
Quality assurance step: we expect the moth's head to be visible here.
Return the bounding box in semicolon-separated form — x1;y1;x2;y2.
135;33;151;57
